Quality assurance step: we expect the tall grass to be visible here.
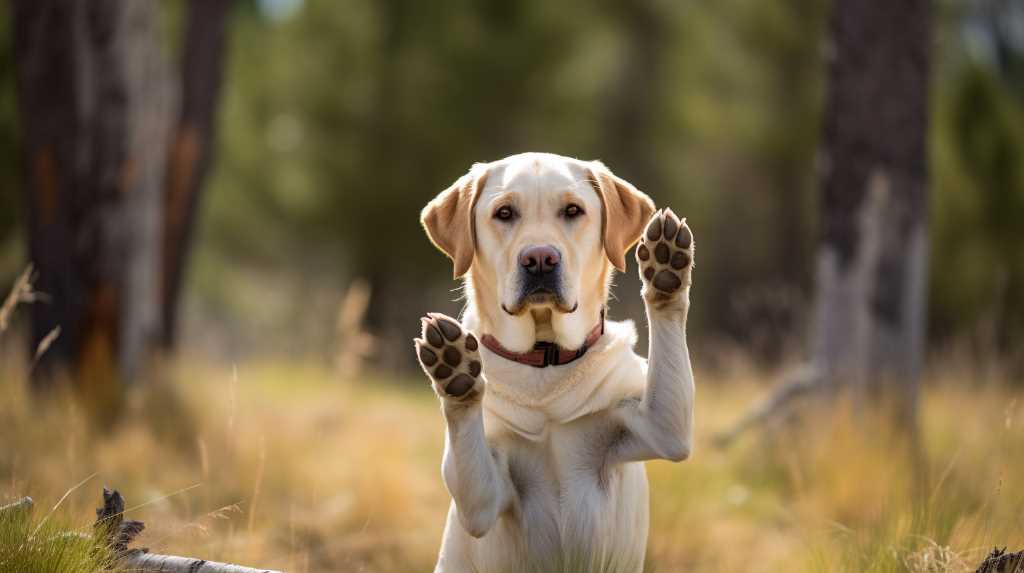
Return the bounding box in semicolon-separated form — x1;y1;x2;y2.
0;502;111;573
1;355;1020;572
1;269;1021;572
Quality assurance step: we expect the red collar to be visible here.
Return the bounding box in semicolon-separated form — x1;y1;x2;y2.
480;312;605;368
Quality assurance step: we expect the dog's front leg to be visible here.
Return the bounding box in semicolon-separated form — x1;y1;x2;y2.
611;209;696;464
415;313;512;539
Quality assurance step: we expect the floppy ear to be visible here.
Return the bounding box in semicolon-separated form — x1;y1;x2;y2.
421;166;489;278
586;162;656;272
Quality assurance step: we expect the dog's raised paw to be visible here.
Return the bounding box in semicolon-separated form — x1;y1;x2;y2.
415;313;483;400
637;208;694;305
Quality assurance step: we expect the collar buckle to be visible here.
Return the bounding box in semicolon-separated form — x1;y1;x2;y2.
480;309;606;369
534;342;560;367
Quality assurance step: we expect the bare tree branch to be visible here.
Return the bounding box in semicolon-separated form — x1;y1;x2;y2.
714;364;823;448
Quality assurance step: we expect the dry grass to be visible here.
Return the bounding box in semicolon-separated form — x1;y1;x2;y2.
0;352;1021;572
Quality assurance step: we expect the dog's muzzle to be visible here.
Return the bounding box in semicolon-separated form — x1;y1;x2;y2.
503;245;575;315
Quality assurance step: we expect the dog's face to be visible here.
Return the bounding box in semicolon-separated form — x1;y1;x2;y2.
422;153;654;352
474;157;603;318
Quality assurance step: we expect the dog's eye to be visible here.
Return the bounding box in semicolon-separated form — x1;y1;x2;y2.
494;205;517;222
563;204;584;219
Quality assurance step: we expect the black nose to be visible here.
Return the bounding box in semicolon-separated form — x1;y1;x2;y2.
519;245;561;276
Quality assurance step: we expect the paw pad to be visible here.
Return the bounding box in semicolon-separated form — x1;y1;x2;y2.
415;313;482;399
636;208;694;302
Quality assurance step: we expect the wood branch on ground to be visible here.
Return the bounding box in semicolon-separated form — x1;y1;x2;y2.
976;547;1024;573
94;488;146;554
713;364;823;448
119;551;284;573
93;488;283;573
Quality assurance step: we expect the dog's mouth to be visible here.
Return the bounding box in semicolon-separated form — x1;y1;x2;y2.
501;270;577;316
525;285;555;300
502;287;577;316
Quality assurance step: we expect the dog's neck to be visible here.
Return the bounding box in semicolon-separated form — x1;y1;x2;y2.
476;318;643;440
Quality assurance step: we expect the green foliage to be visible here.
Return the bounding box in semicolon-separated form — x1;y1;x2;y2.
932;61;1024;350
207;0;612;278
1;0;1022;360
197;0;833;357
0;507;111;573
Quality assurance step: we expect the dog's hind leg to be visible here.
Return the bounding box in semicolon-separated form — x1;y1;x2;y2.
415;313;513;540
610;208;696;464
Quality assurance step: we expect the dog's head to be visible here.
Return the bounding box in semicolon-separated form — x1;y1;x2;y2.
422;153;654;352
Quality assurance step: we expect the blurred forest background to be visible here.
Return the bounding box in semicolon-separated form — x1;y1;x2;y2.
1;0;1022;372
1;0;1023;572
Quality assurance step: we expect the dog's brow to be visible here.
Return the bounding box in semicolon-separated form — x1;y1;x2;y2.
568;180;603;198
488;190;518;205
559;190;588;203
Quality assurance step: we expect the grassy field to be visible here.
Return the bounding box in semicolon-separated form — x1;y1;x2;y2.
0;356;1021;572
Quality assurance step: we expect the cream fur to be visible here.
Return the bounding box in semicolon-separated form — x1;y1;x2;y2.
421;153;695;572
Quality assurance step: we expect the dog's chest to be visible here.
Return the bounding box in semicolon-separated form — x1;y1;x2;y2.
499;417;649;568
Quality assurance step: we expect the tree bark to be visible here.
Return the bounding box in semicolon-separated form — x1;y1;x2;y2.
14;0;170;403
812;0;931;426
718;0;932;444
14;0;231;404
600;0;668;352
119;552;284;573
602;0;666;194
161;0;233;350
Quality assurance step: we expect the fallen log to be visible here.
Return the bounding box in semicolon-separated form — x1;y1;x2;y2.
119;550;283;573
94;488;283;573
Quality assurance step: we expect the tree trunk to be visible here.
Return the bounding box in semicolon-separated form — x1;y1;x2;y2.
602;0;666;194
160;0;232;350
812;0;931;425
14;0;170;405
14;0;231;406
600;0;667;352
717;0;932;446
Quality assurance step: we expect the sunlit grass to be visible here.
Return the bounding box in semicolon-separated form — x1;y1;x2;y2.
0;354;1021;572
0;502;111;573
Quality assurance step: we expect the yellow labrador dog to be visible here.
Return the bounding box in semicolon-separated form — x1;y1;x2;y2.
415;152;695;572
